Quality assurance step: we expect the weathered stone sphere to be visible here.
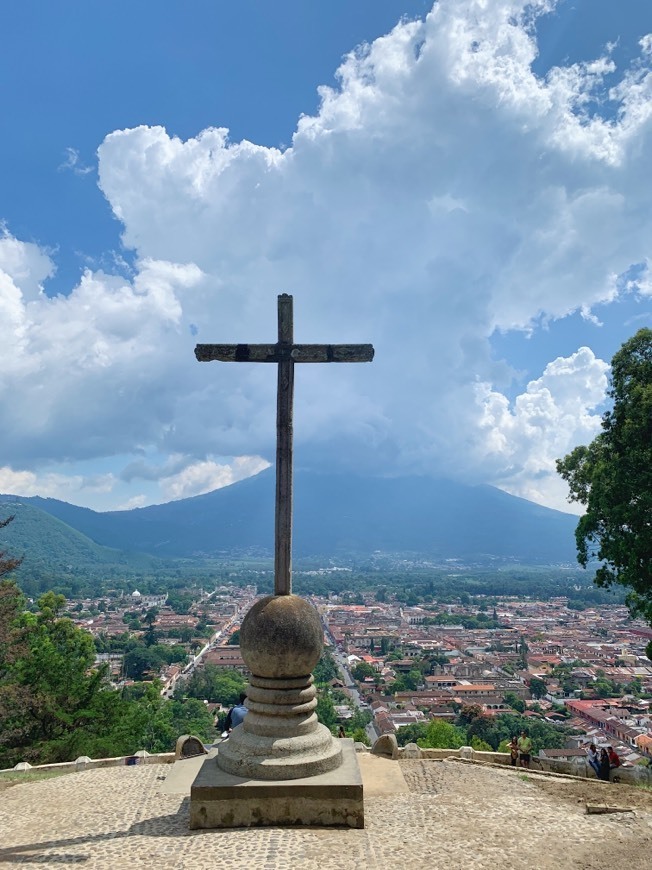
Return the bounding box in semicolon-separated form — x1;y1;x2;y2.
239;594;323;679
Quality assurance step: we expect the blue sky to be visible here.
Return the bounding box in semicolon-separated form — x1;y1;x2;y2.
1;0;652;512
2;1;431;294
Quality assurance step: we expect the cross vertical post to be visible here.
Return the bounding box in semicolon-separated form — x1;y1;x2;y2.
194;294;374;601
275;294;294;595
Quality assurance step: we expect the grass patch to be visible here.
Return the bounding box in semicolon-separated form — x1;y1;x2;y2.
518;773;531;783
0;768;76;790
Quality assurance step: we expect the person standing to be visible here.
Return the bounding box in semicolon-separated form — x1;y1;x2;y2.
509;736;519;767
517;730;532;768
587;743;600;778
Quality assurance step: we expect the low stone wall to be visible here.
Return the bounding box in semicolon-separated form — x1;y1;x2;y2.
389;743;652;786
533;754;652;786
6;741;652;790
1;752;175;775
415;748;511;764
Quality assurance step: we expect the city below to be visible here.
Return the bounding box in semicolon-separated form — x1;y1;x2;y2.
69;576;652;766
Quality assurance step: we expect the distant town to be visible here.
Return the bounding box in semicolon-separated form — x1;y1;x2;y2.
66;577;652;766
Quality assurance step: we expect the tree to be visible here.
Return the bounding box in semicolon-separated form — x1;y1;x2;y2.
123;646;161;680
315;691;337;731
529;676;547;699
396;722;429;746
404;669;423;691
0;591;110;765
352;662;375;681
557;329;652;638
503;691;526;714
313;649;339;685
183;665;246;706
351;727;370;746
143;609;158;647
518;636;529;669
0;517;23;578
421;719;466;749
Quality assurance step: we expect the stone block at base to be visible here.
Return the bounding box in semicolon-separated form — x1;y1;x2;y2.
189;739;363;829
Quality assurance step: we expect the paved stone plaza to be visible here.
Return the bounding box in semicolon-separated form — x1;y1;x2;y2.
1;758;652;869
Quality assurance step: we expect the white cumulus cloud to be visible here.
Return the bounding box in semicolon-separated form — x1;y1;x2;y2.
476;347;610;510
160;456;271;502
3;0;652;509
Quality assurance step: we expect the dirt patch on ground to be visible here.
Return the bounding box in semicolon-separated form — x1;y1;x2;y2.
528;773;652;811
400;759;652;870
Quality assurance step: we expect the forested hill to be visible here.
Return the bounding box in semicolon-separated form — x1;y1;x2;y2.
3;470;579;564
0;498;158;592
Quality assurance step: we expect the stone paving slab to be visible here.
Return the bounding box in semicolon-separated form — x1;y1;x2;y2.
0;759;651;869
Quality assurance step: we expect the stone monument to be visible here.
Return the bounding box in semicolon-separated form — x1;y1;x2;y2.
189;294;374;828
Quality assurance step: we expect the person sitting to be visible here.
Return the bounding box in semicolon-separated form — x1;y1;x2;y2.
587;743;600;778
222;693;248;736
607;746;621;781
598;748;611;781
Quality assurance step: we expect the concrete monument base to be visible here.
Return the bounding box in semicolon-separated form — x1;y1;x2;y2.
189;739;364;829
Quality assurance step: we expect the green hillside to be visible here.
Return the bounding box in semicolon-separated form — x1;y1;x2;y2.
0;498;159;597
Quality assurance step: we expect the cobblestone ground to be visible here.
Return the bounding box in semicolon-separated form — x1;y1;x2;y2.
1;760;652;869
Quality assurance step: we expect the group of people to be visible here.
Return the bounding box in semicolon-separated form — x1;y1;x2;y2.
509;730;533;768
509;734;622;782
587;743;621;782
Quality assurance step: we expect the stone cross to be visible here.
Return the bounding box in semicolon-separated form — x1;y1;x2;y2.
195;294;374;596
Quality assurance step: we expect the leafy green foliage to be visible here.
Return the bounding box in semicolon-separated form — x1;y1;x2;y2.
182;665;247;706
316;690;338;731
0;502;159;596
503;691;526;713
351;728;370;745
0;516;23;578
424;612;501;630
396;708;577;754
0;583;214;767
529;676;547;699
420;720;467;749
352;662;376;681
313;649;339;685
557;328;652;631
395;722;428;745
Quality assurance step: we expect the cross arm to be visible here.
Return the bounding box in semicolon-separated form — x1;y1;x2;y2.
195;343;374;363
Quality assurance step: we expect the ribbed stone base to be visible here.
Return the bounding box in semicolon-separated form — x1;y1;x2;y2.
189;739;363;829
216;673;343;780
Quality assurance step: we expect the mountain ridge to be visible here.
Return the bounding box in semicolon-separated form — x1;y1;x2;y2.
1;469;579;564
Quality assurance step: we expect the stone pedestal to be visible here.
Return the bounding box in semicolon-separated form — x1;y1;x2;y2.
216;673;342;780
189;739;363;829
217;594;343;781
189;593;363;827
